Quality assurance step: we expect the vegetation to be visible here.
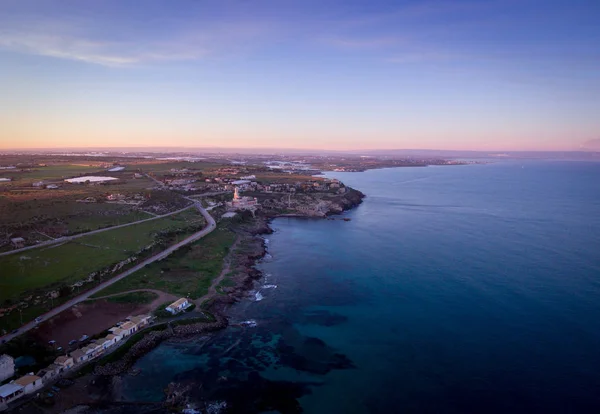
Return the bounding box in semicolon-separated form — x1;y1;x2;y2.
0;334;57;377
91;227;236;299
0;208;205;331
105;291;158;305
153;300;176;318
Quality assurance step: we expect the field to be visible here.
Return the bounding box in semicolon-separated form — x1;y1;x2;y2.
104;291;158;305
0;208;205;331
0;164;104;184
253;172;323;184
90;226;236;300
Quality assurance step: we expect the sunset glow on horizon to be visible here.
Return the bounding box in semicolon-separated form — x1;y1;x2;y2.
1;1;599;152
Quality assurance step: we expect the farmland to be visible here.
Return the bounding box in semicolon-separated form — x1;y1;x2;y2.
90;226;236;300
0;208;205;331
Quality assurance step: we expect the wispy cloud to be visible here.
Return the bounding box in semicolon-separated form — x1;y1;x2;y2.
0;14;269;67
322;36;406;50
386;51;461;64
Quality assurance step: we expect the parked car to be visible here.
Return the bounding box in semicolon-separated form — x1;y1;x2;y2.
11;329;18;334
48;340;56;345
79;335;89;342
68;340;77;346
56;347;63;352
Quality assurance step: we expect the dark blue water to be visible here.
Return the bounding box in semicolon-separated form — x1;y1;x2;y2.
122;161;600;413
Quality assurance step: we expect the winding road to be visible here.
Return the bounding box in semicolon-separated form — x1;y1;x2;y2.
0;200;216;343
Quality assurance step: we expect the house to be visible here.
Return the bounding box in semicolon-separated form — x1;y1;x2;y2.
119;321;137;336
108;327;126;338
54;355;74;371
0;383;24;405
128;314;152;329
106;193;125;201
165;298;191;315
9;238;25;249
85;343;104;359
14;374;43;394
70;349;87;364
0;355;14;382
36;364;61;383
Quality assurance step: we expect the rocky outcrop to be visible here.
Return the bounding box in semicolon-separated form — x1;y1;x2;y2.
261;186;364;218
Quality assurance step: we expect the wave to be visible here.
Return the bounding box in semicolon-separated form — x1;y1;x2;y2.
205;401;227;414
264;238;270;244
240;319;257;327
254;291;264;301
263;284;278;289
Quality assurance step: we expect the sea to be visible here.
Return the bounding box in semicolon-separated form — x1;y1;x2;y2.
121;160;600;413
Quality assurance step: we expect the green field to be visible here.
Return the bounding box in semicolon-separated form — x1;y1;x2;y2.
0;208;204;304
5;164;103;183
90;227;235;300
105;291;158;305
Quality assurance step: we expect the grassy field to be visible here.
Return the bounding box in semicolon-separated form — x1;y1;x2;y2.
105;291;158;305
90;227;236;300
0;208;204;304
253;172;323;184
0;177;156;229
4;164;104;183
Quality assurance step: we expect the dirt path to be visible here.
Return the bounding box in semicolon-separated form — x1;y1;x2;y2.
193;235;241;306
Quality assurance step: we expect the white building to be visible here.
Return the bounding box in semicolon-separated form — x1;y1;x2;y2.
0;383;23;406
9;238;24;249
0;355;14;382
14;375;43;394
226;187;259;211
165;298;191;314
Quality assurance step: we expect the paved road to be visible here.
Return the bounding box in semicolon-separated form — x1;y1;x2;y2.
0;203;194;258
0;201;216;343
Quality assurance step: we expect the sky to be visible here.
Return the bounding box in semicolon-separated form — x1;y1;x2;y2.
0;0;599;151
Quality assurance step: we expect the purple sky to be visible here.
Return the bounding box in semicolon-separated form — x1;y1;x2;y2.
1;0;599;151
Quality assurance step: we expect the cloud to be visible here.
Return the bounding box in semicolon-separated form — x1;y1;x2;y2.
0;13;269;67
581;138;600;150
386;51;461;63
322;36;405;50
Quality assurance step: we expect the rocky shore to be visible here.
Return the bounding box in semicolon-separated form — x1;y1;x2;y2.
49;185;365;413
94;313;229;376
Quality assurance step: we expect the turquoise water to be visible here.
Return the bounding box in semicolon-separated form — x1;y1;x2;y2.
123;161;600;413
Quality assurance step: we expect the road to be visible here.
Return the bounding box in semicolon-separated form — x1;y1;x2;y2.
0;203;195;258
0;200;216;343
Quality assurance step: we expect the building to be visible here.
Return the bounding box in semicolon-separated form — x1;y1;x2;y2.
0;383;24;405
128;314;152;328
119;321;136;336
14;375;43;394
165;298;191;314
54;355;74;371
0;355;14;382
70;349;88;364
225;187;259;211
36;364;61;383
9;238;24;249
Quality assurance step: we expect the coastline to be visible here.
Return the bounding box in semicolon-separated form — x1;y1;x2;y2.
88;186;365;379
